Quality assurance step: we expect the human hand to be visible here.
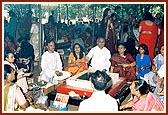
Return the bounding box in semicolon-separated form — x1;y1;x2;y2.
75;62;82;68
55;71;63;76
157;88;163;95
24;73;32;77
140;67;146;71
122;64;129;68
102;69;107;72
136;71;138;76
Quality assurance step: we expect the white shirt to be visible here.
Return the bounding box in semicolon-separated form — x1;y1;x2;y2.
87;46;111;72
40;51;70;82
78;91;118;112
153;54;164;70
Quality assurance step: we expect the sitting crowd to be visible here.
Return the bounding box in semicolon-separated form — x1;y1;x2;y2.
4;36;165;111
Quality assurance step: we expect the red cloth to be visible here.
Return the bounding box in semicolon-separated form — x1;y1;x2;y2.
139;21;158;60
158;25;164;51
132;92;164;111
111;53;136;81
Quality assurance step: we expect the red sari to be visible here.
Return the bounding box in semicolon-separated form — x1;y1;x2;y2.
111;53;136;81
158;24;164;51
139;21;158;59
132;92;164;111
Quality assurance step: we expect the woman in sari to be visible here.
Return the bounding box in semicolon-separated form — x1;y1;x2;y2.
99;8;117;55
4;50;31;93
138;12;160;60
4;64;28;111
65;43;88;76
120;79;164;111
110;43;136;82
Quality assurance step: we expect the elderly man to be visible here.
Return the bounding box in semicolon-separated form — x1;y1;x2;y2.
86;37;111;72
40;40;71;83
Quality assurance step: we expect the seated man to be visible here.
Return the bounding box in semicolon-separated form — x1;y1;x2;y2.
86;37;111;72
40;40;71;83
78;70;118;111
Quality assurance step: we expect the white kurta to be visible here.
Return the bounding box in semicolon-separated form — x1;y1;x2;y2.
87;46;111;72
78;91;118;112
40;51;71;82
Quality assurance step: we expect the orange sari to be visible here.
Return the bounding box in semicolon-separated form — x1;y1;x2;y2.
65;53;88;75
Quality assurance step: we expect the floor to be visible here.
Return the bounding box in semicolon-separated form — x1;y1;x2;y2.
27;58;131;111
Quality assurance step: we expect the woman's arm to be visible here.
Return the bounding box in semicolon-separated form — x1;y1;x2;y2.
110;66;114;73
122;61;136;68
15;87;29;109
120;100;133;110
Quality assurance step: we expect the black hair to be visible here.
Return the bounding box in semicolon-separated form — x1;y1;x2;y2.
4;64;14;80
72;43;84;60
103;8;111;19
91;70;111;90
4;50;13;60
138;43;149;55
17;37;25;44
85;27;92;36
134;79;150;95
48;15;55;24
117;42;127;55
97;36;105;42
143;12;153;21
114;6;121;11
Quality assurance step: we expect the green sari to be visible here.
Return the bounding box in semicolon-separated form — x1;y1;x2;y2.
4;82;19;111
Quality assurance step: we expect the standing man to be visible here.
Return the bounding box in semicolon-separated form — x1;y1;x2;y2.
40;40;71;83
86;37;111;72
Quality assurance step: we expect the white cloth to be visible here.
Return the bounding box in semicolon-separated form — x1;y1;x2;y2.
40;51;71;82
6;84;26;111
7;84;16;111
87;46;111;72
144;71;157;87
78;91;118;112
153;54;164;70
4;61;28;93
157;64;165;78
30;23;39;61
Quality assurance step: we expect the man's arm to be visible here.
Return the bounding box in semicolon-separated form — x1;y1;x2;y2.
104;50;111;72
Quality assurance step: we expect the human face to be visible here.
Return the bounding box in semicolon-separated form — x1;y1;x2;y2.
97;38;105;49
139;47;144;54
7;69;15;82
155;75;163;85
160;46;164;56
47;41;55;53
107;10;112;17
74;44;80;54
130;81;140;97
6;53;15;63
118;45;126;55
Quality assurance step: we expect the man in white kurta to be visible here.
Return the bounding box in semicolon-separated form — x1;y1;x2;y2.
40;40;71;83
78;70;118;112
86;37;111;72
